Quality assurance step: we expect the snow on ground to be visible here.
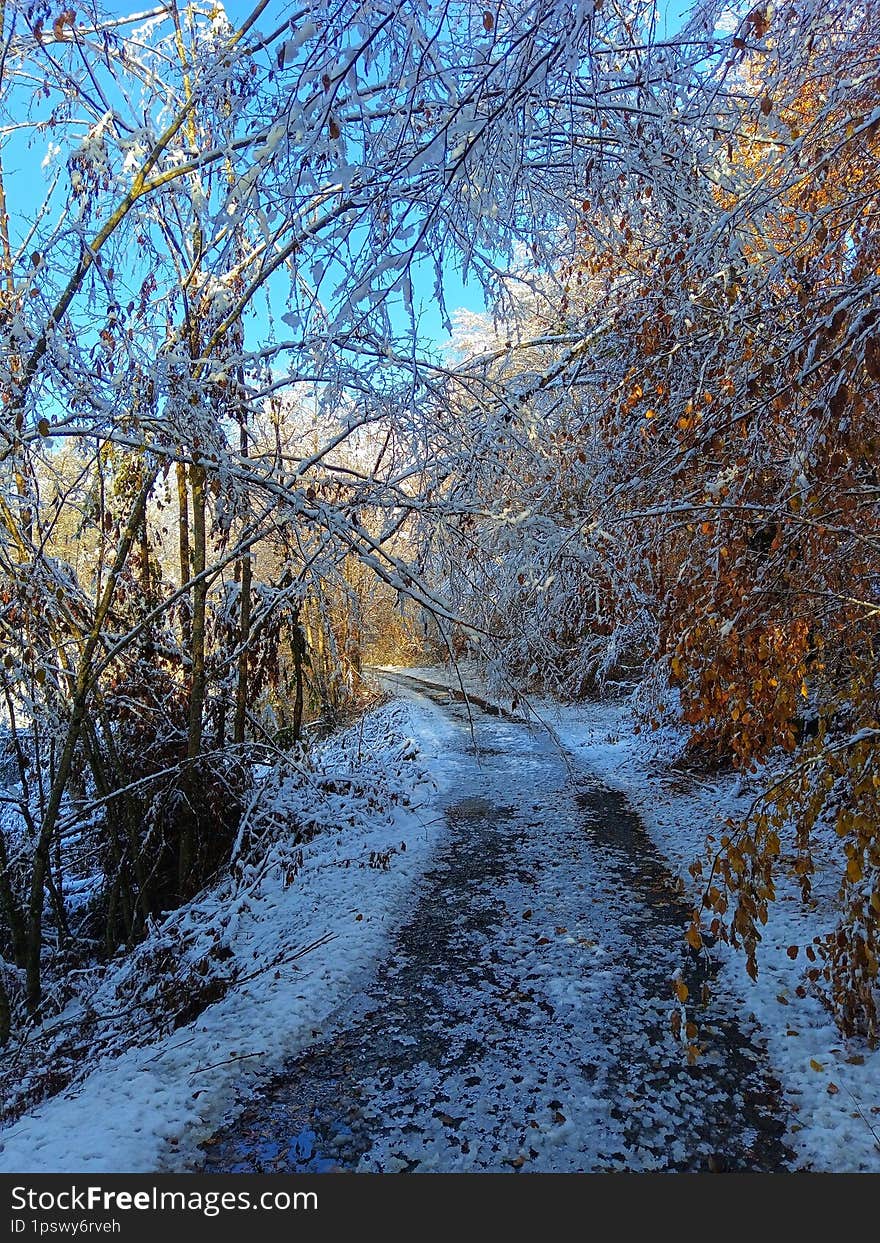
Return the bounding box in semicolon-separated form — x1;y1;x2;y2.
3;666;877;1173
204;692;792;1174
0;698;455;1174
382;665;880;1171
548;700;880;1172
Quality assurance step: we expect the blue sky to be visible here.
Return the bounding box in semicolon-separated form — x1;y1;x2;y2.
404;0;697;344
109;0;698;347
3;1;700;367
416;1;697;343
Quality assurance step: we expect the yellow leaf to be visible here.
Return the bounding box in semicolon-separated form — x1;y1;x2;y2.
685;924;702;951
810;1058;824;1071
674;978;689;1004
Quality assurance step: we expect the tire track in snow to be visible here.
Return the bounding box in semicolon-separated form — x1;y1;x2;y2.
196;687;793;1173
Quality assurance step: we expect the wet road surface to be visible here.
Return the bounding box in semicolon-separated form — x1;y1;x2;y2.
197;683;792;1173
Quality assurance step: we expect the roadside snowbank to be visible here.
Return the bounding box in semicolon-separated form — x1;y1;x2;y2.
0;699;451;1174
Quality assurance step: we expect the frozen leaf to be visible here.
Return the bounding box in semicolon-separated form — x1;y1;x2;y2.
52;10;76;41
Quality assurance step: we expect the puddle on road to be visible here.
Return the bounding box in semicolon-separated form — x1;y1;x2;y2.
446;796;495;819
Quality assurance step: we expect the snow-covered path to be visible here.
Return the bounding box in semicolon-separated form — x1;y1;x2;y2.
198;683;792;1173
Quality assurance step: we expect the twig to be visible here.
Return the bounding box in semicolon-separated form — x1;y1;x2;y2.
841;1082;880;1154
187;1050;267;1080
231;931;337;987
139;1034;196;1067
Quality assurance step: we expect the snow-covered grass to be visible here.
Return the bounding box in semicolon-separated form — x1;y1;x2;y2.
0;699;452;1174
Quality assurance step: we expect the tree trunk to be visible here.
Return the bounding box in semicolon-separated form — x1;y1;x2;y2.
0;828;26;967
0;970;10;1047
292;614;305;743
187;463;207;758
176;461;191;648
233;550;252;746
24;470;155;1013
233;382;251;746
179;463;207;902
139;513;152;603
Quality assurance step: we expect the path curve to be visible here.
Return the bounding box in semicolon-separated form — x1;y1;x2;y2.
196;684;792;1173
